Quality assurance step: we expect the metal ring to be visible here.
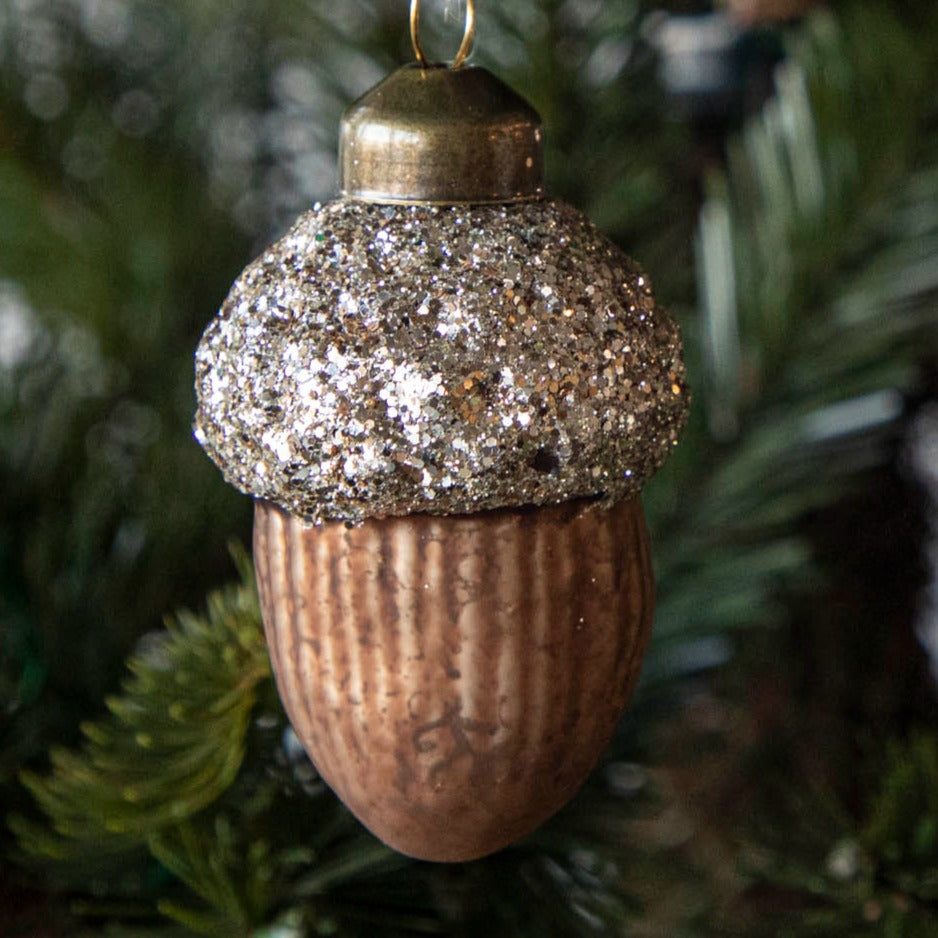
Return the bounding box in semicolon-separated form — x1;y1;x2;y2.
410;0;476;70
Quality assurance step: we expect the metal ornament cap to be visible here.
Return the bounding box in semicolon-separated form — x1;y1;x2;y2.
340;64;544;204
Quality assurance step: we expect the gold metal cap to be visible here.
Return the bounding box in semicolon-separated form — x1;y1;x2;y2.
339;64;544;205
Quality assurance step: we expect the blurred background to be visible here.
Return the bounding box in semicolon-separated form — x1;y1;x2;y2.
2;0;938;935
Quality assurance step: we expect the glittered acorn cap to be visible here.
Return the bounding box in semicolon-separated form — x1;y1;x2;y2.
194;63;689;525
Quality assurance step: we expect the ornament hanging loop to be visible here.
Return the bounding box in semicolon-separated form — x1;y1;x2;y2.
410;0;475;69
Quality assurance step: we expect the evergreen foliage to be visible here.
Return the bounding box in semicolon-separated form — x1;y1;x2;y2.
647;0;938;683
12;555;268;859
2;0;938;935
734;733;938;937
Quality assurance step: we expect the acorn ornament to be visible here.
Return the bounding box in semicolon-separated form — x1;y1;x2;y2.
194;0;689;863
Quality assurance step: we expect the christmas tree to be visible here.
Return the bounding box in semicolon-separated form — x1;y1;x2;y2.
2;0;938;934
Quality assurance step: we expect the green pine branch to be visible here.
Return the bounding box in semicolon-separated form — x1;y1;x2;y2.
644;0;938;685
11;550;268;862
732;733;938;937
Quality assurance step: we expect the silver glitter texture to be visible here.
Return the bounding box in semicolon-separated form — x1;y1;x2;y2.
194;198;689;524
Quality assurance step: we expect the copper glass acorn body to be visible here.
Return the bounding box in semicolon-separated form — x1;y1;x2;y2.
254;497;654;862
194;34;689;862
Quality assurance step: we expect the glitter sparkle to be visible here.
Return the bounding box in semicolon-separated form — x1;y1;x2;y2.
194;198;689;523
